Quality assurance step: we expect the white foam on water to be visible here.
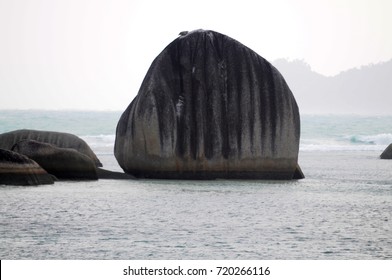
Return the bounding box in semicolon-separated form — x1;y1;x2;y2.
81;134;116;148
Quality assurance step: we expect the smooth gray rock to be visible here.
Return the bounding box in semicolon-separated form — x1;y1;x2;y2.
0;148;54;186
380;144;392;159
0;129;102;167
115;29;303;179
12;140;98;180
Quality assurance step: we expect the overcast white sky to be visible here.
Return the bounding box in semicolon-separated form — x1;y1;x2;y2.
0;0;391;110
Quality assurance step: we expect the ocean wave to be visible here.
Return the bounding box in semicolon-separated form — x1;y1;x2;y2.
347;133;392;145
81;134;116;148
300;143;386;152
300;134;392;151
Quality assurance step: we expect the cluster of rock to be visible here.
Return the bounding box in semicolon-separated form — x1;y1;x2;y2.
0;129;133;186
3;29;309;184
6;30;392;183
115;29;304;180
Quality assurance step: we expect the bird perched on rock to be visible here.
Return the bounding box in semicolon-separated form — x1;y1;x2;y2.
179;31;188;36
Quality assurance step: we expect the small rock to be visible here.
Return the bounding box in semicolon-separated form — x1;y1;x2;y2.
0;148;54;186
12;140;98;180
0;129;102;167
380;143;392;159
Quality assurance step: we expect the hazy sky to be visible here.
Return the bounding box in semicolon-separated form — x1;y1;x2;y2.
0;0;391;110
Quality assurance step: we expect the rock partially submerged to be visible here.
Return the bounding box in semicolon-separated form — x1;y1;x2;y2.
0;148;54;186
12;140;98;180
115;29;304;179
0;128;134;185
380;144;392;159
0;129;102;167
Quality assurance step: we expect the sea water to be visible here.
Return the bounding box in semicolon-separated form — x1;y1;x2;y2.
0;111;391;259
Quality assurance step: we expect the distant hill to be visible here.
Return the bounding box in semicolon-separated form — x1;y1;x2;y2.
272;59;392;115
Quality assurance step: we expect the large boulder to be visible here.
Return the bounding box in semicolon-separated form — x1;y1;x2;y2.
12;140;98;180
0;129;102;167
0;148;54;186
115;29;303;179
